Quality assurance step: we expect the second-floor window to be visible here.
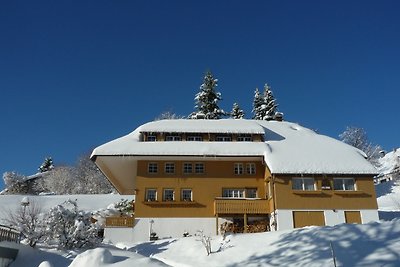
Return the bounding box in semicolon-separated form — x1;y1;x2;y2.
292;177;315;191
333;178;356;191
234;163;244;175
223;188;244;198
163;189;174;201
165;163;175;174
148;163;158;174
145;189;157;201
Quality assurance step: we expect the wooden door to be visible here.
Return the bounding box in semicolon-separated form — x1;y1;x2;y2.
293;211;325;228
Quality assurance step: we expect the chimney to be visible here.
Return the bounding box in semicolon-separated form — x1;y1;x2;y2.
274;112;284;121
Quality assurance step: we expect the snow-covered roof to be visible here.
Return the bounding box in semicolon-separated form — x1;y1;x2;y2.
92;119;377;175
137;119;265;134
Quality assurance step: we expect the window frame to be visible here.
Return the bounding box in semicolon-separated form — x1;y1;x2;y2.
222;188;245;198
181;189;193;201
245;188;258;198
163;188;175;201
195;163;205;174
237;134;253;142
145;188;157;202
215;135;232;142
148;163;158;174
187;135;203;141
246;163;256;175
165;135;182;141
164;162;175;174
333;178;356;191
292;177;316;191
234;163;244;175
183;163;193;174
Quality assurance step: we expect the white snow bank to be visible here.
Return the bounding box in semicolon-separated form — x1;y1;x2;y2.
131;220;400;267
378;148;400;175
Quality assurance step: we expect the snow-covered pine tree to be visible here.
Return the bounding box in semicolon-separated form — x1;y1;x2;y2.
39;157;54;173
252;84;279;120
262;83;278;120
189;71;224;119
252;88;264;120
230;102;245;119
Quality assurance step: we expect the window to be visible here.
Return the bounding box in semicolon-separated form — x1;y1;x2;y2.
183;163;193;174
216;135;232;142
187;136;203;141
165;135;181;141
195;163;205;174
146;135;157;142
237;134;252;142
292;177;315;191
165;163;175;174
246;188;257;198
223;189;245;198
148;163;158;174
333;178;356;191
234;163;244;175
246;163;256;175
163;189;174;201
145;189;157;201
181;189;192;201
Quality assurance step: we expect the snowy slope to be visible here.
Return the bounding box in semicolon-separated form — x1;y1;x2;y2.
378;148;400;177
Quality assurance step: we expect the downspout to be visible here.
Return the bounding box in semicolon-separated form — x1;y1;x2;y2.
272;174;278;231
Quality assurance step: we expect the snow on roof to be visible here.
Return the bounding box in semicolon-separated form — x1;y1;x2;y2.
138;119;265;134
92;119;377;175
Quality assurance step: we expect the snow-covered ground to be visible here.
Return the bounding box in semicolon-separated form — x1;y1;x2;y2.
1;188;400;267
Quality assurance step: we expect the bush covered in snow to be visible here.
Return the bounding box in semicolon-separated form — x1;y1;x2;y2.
44;199;102;249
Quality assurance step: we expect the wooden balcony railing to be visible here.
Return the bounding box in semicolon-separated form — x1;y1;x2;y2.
214;198;269;215
105;216;135;228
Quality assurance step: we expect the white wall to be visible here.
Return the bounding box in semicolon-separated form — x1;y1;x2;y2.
104;228;135;244
361;209;379;223
275;210;293;231
131;217;217;242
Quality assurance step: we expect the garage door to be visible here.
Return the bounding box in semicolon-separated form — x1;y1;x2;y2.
293;211;325;228
345;211;361;224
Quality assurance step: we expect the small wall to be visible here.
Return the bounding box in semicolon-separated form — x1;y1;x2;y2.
132;217;217;242
104;228;135;244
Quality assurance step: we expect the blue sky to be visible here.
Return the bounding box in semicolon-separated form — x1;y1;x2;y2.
1;1;399;190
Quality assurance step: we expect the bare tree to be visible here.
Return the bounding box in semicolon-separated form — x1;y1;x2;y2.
5;199;45;247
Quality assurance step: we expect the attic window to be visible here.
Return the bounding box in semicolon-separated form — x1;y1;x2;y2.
237;134;252;142
187;135;203;141
216;135;232;142
166;135;181;141
147;135;157;142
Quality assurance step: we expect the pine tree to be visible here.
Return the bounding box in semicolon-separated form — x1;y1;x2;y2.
189;71;224;119
262;84;278;120
252;84;278;120
252;88;263;120
39;157;54;173
230;102;245;119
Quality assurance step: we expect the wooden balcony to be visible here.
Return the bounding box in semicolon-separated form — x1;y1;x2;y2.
105;216;135;228
214;198;269;215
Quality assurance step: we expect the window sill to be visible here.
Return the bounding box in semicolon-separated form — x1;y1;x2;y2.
292;190;324;195
334;190;364;195
143;201;199;207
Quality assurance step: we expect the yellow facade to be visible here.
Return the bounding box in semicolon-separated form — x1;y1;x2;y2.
134;159;267;218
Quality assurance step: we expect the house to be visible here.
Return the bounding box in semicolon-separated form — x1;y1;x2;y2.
91;119;379;242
